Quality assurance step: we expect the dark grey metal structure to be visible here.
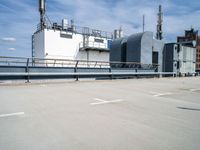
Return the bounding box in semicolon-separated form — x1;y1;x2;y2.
110;31;165;71
127;32;153;64
110;38;125;62
163;43;178;73
110;37;128;63
163;42;196;75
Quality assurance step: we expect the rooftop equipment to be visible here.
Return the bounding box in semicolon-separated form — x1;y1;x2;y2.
62;19;69;30
39;0;46;30
143;15;145;32
156;5;163;40
114;27;123;39
163;43;196;76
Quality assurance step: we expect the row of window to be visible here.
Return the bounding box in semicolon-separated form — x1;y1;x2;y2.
196;64;200;69
196;49;200;53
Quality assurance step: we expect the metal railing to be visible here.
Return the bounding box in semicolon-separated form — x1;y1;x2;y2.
36;23;113;39
0;56;158;69
0;56;175;82
79;41;108;50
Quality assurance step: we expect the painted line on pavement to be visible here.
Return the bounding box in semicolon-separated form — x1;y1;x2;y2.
189;89;200;92
0;112;25;118
91;98;124;105
150;92;173;97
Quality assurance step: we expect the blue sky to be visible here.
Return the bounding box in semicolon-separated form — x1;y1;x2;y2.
0;0;200;57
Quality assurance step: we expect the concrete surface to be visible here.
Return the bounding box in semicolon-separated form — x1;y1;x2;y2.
0;77;200;150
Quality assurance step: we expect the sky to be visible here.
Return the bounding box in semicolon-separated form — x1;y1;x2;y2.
0;0;200;57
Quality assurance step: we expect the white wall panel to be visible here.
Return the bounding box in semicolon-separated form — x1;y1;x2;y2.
33;29;110;62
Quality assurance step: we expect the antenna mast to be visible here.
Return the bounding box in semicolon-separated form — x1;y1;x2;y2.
39;0;46;30
156;5;163;40
143;15;145;32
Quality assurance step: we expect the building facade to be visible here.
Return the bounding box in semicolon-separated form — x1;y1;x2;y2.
163;43;196;75
196;37;200;72
177;28;200;72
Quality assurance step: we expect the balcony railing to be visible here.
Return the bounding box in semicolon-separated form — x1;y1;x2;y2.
79;41;108;50
36;23;113;39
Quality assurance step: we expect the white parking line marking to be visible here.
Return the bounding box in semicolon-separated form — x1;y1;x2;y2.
150;92;173;97
0;112;25;118
93;98;107;103
91;98;124;105
189;89;200;92
154;93;172;97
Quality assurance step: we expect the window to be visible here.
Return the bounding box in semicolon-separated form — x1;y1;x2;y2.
60;33;72;39
94;38;104;43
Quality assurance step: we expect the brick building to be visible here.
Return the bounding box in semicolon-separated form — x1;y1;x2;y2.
196;37;200;71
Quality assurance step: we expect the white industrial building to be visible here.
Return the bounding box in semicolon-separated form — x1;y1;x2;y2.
32;22;113;61
32;0;113;62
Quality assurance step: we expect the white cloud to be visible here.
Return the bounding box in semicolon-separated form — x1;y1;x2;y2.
52;0;200;40
1;37;16;42
8;48;16;51
1;0;200;57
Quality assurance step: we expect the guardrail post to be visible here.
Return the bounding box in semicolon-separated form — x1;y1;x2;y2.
135;68;139;78
94;61;97;67
173;73;176;77
75;60;79;81
109;67;113;80
25;58;30;83
159;73;162;78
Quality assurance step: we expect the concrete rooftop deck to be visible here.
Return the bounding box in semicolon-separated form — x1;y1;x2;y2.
0;77;200;150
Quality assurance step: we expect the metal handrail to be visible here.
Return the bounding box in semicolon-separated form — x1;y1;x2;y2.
0;56;158;70
36;23;113;39
79;41;108;49
0;56;162;82
0;56;158;65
